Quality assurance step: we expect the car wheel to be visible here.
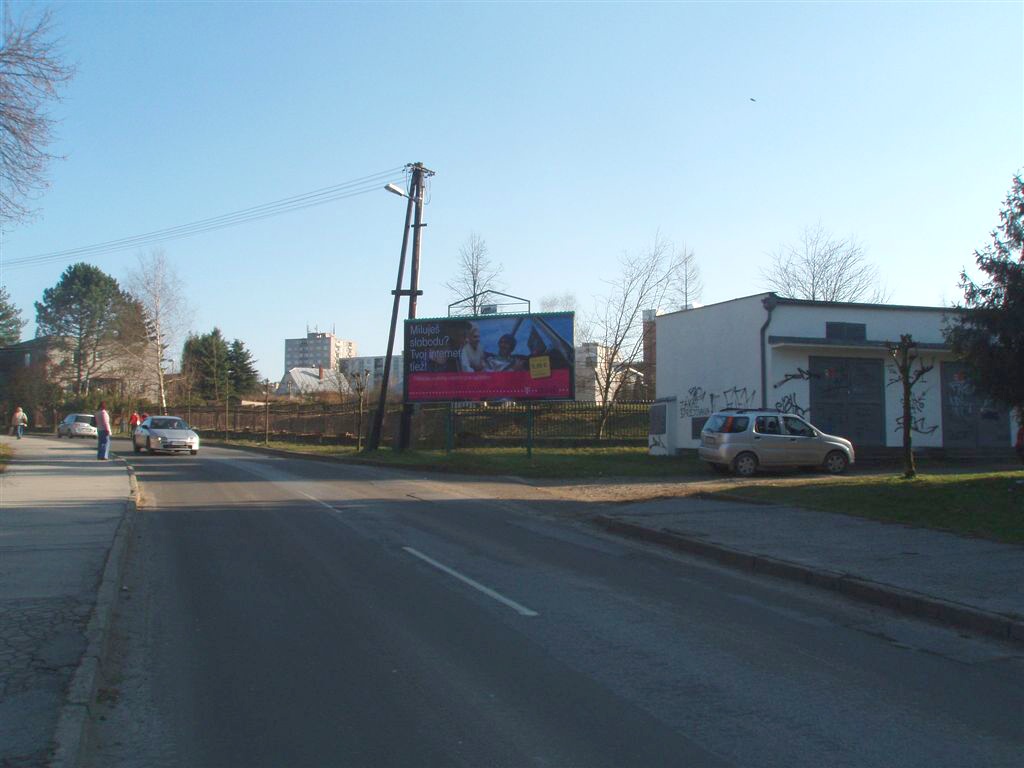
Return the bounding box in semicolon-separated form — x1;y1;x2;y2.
133;440;141;454
190;449;198;456
824;450;849;474
733;452;758;478
146;438;154;453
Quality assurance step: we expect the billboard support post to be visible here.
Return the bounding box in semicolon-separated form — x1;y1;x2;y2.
445;402;454;454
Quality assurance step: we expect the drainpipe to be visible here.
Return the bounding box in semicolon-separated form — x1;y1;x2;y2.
760;294;778;409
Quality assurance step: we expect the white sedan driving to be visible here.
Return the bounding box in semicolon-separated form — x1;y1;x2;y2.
133;416;200;455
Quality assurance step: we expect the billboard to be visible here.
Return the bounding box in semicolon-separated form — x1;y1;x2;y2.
404;312;575;402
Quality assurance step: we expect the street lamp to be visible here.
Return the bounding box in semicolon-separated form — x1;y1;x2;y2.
384;183;407;198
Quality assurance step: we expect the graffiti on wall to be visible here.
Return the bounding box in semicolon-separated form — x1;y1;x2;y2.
886;364;939;435
946;370;976;420
774;393;809;418
678;385;758;418
893;390;939;435
774;367;819;389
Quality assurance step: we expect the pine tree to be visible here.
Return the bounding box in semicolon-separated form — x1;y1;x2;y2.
227;339;259;395
0;286;26;346
945;173;1024;411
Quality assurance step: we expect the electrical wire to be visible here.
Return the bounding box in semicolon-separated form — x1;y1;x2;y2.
5;166;409;270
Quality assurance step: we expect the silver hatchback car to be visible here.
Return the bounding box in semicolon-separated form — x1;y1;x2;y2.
57;413;98;439
699;409;855;477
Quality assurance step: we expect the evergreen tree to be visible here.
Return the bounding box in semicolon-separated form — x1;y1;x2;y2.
35;263;135;394
945;173;1024;411
0;286;26;346
181;329;229;402
227;339;259;395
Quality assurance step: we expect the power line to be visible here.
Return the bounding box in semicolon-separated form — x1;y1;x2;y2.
5;166;409;270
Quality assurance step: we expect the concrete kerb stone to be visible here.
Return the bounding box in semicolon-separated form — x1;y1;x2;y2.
51;457;139;768
590;514;1024;647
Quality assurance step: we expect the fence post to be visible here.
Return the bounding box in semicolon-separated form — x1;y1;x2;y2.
445;402;454;454
526;402;533;458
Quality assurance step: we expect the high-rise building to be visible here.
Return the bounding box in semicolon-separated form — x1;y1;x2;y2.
283;331;356;374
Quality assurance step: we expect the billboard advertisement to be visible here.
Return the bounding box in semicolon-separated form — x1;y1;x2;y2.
404;312;575;402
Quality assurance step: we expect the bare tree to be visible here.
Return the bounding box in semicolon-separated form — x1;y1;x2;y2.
538;293;578;313
0;9;74;225
887;334;935;479
762;223;888;303
126;249;191;413
669;244;702;309
445;233;502;314
588;235;679;437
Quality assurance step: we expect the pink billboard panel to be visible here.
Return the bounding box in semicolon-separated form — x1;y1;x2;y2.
404;313;575;402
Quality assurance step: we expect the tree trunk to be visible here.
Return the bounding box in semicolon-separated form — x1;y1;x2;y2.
902;377;916;478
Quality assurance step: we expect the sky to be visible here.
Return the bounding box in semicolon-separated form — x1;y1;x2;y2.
1;0;1021;381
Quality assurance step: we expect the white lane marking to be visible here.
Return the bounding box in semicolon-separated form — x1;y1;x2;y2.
298;490;342;512
402;546;539;617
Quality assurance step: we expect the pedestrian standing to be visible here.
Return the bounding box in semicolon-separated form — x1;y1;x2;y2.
96;401;112;460
12;407;28;439
129;411;141;432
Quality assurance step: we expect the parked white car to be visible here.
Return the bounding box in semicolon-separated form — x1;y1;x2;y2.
57;413;98;439
133;416;200;455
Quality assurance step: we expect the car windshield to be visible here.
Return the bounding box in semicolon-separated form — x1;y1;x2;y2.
151;418;187;430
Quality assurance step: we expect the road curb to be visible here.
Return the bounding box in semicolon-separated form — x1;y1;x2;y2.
590;514;1024;647
51;458;139;768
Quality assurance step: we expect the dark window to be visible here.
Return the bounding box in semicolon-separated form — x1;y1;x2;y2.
783;416;814;437
825;322;866;342
692;416;709;439
754;415;781;434
649;403;667;435
704;415;750;434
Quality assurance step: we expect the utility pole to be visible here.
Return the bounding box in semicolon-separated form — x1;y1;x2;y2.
398;165;429;451
367;162;433;451
263;379;270;446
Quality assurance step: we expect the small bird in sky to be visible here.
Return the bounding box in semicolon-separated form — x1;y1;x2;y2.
750;97;757;102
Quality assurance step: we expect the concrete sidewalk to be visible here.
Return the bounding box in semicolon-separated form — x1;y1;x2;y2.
591;492;1024;645
0;435;133;768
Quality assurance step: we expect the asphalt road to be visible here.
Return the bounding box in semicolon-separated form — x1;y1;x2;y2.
85;441;1024;767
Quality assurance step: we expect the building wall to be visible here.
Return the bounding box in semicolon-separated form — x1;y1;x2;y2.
655;294;1017;452
283;332;357;373
655;295;765;446
338;355;403;392
766;303;953;449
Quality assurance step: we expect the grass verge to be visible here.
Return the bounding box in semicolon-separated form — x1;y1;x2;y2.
713;471;1024;544
214;440;707;479
0;442;10;472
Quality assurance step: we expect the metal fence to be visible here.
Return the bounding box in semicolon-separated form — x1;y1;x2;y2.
178;400;653;449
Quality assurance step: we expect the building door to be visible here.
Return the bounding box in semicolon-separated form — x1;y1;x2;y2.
941;362;1010;449
808;357;885;446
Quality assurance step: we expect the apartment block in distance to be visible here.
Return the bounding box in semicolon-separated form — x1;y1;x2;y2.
283;330;356;374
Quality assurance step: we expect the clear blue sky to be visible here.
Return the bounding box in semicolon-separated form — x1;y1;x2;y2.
2;0;1021;381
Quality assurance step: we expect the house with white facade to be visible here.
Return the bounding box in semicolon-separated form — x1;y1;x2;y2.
649;293;1019;455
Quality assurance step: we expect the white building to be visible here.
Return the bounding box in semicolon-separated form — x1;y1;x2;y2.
277;366;351;397
283;331;356;374
650;293;1018;454
338;355;404;393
